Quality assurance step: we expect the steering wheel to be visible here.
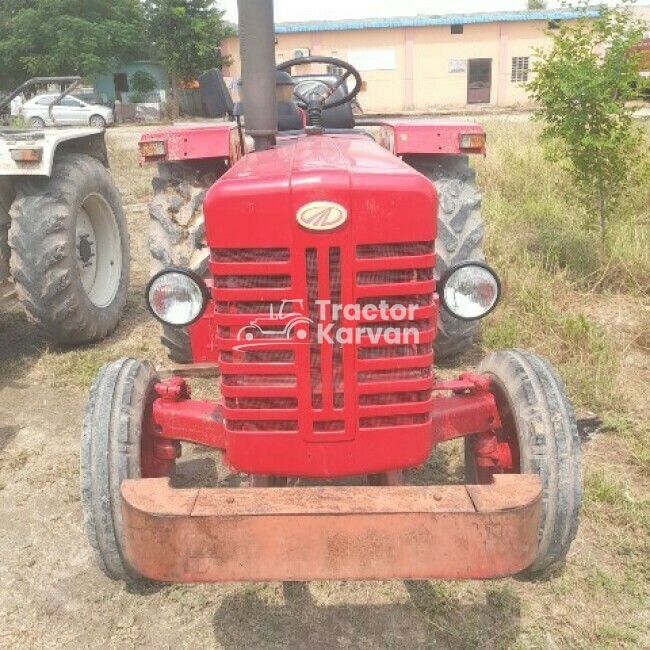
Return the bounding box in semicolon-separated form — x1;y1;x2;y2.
276;56;362;110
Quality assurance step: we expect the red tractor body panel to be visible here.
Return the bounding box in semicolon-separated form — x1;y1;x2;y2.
200;134;442;477
138;120;485;166
378;120;486;156
139;124;244;164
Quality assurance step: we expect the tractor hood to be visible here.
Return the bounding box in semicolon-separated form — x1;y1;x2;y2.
203;133;437;475
203;134;436;248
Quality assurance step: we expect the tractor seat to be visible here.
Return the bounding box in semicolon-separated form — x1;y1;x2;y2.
234;72;355;131
233;70;305;132
232;100;304;132
277;102;305;131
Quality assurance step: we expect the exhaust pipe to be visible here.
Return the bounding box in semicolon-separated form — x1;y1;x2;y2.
237;0;277;151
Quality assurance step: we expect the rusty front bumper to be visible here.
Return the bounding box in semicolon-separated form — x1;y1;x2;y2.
121;475;541;582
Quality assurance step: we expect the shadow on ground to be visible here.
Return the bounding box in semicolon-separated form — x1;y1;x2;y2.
212;580;522;649
0;279;150;391
0;301;47;389
0;424;20;452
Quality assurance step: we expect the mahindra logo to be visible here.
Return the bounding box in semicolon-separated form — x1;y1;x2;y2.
296;201;347;231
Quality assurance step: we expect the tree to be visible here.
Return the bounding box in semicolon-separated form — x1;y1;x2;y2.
144;0;233;118
527;0;548;10
0;1;148;89
527;2;648;255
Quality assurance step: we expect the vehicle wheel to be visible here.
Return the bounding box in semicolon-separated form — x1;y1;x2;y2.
81;358;175;582
0;178;13;283
465;349;582;575
9;153;129;344
29;116;46;129
149;161;223;363
89;114;106;128
404;155;484;361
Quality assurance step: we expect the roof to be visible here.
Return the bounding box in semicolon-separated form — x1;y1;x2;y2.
273;9;600;33
227;8;602;35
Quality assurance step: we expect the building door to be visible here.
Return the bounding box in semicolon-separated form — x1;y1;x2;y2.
467;59;492;104
113;73;129;102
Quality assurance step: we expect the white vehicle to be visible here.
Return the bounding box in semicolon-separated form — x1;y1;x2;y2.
22;94;114;129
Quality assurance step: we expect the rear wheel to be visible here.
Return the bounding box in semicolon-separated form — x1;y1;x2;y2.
29;116;45;129
9;153;129;344
465;349;582;575
0;178;13;283
405;155;484;361
81;358;175;582
149;161;223;363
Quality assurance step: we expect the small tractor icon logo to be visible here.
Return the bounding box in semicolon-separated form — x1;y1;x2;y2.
236;299;312;349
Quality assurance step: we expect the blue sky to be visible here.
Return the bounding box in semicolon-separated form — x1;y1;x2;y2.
218;0;628;23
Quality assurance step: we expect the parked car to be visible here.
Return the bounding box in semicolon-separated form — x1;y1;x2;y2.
21;94;114;128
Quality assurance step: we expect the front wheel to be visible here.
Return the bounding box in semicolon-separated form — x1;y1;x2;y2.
81;358;175;582
89;114;106;128
465;349;582;575
29;116;46;129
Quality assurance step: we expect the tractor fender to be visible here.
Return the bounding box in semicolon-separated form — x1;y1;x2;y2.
378;120;486;156
139;124;244;166
0;127;108;177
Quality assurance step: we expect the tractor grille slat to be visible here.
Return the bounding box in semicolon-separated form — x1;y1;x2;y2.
213;241;436;434
353;241;435;430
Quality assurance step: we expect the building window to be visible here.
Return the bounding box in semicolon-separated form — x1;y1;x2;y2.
451;24;464;35
327;64;346;76
511;57;530;83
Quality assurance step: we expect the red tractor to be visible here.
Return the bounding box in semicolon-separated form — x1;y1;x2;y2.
81;0;582;583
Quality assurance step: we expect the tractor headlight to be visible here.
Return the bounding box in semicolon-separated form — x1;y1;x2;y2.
438;262;501;321
146;268;209;326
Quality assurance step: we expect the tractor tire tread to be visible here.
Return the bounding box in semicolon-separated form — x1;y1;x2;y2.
475;349;582;575
81;358;159;582
148;162;219;363
8;153;128;344
405;154;485;360
0;178;14;283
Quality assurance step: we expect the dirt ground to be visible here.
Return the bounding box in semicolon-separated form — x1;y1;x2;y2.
0;123;648;649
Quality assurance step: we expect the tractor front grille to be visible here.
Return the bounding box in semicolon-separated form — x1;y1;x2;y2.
212;240;436;435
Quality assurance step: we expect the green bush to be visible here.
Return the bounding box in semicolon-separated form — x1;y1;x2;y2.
130;69;157;94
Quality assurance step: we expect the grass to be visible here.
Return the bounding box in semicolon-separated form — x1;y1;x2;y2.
476;120;648;417
476;120;650;293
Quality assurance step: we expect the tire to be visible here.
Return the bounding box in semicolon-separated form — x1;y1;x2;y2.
89;114;106;128
9;153;129;344
0;178;14;283
149;161;222;363
465;349;582;575
29;116;45;129
81;358;174;582
404;155;484;361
